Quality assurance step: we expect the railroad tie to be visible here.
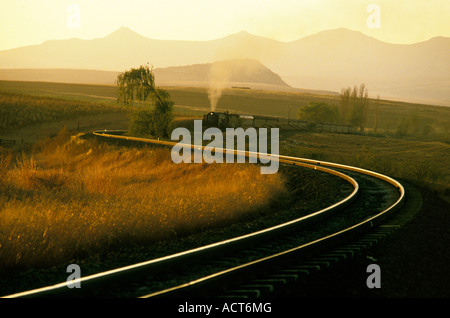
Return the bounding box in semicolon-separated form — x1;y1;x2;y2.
332;247;359;258
212;257;239;266
251;278;289;290
314;256;341;264
267;274;299;283
230;284;275;298
301;260;331;269
320;252;350;261
222;289;261;298
277;268;311;277
221;279;285;298
361;234;387;242
290;264;321;272
240;284;274;294
342;242;372;251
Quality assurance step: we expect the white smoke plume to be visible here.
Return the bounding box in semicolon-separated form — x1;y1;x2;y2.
208;61;232;112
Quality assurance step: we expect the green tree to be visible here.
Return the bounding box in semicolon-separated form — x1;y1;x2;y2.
348;84;369;132
117;64;156;106
128;109;153;137
298;102;339;124
117;64;174;138
373;95;380;133
339;87;351;125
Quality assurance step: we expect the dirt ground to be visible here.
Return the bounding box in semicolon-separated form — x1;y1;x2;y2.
274;182;450;298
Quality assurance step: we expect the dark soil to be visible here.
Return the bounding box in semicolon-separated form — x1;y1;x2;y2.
274;182;450;298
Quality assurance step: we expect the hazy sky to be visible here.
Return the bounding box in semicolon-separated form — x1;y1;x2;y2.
1;0;449;51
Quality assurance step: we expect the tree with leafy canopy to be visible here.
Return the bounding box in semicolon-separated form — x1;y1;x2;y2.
349;83;369;132
116;64;174;138
297;101;339;124
339;87;351;125
340;84;369;132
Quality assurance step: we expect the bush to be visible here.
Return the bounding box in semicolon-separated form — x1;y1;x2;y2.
298;102;339;124
128;109;154;137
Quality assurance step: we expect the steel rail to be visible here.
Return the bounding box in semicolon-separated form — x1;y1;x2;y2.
2;129;404;298
140;173;405;298
4;134;358;298
91;129;404;215
131;134;406;298
90;130;405;298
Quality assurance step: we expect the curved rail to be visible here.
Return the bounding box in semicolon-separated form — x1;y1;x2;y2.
92;129;404;221
92;130;406;298
3;130;405;298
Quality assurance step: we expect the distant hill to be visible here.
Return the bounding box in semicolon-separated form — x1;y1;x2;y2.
0;60;336;95
0;27;448;105
276;28;450;106
0;59;289;88
153;59;293;91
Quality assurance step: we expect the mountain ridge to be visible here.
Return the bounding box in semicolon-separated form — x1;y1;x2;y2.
0;27;448;105
26;27;450;47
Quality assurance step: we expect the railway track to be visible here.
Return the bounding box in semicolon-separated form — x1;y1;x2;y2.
3;130;415;299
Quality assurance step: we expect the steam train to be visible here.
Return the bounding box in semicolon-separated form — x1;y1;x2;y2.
202;110;354;133
202;111;254;129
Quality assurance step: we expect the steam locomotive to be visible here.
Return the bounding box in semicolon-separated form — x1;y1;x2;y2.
202;111;254;129
202;110;354;133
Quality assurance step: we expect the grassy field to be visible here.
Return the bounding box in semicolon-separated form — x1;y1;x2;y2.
0;79;449;273
1;80;448;183
0;128;288;271
0;91;123;131
2;80;449;138
280;131;450;191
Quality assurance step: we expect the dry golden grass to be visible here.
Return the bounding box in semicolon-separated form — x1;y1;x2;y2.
0;91;122;130
0;128;288;271
281;131;450;188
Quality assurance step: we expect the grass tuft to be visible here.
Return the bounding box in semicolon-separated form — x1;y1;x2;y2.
0;130;288;271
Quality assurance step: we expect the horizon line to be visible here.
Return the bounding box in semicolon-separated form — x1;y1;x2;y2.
1;26;448;52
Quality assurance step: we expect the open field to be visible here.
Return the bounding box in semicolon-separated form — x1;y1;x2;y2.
1;80;448;193
1;80;449;142
0;80;449;298
0;128;289;272
0;91;123;131
280;131;450;190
